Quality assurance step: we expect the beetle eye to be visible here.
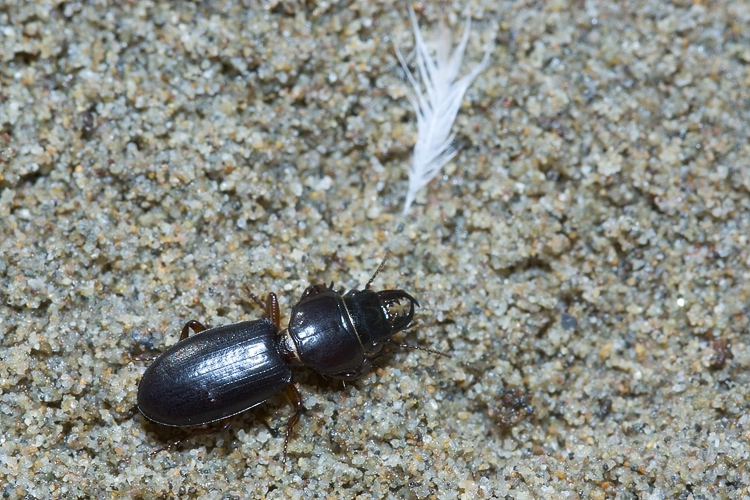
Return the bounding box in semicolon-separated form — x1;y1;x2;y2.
377;290;419;332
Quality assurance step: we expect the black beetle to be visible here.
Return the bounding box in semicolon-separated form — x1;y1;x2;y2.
137;255;444;458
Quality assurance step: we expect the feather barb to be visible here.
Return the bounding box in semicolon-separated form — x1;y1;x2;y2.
395;8;490;216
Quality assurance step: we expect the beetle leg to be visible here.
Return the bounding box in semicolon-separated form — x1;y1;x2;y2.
265;293;281;331
245;288;282;331
245;287;266;309
282;383;305;463
114;404;140;424
180;320;207;341
299;283;330;301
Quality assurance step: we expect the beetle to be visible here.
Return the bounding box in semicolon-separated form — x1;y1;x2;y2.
137;255;445;458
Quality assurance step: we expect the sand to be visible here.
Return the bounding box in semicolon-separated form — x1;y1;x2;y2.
1;0;749;498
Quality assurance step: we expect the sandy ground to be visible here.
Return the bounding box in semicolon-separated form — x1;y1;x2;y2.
1;0;750;498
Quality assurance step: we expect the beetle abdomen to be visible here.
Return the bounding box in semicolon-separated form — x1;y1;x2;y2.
137;319;291;426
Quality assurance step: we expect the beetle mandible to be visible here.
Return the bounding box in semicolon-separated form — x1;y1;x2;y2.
137;254;446;458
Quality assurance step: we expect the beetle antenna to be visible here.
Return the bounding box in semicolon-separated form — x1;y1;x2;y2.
365;250;392;290
390;339;451;358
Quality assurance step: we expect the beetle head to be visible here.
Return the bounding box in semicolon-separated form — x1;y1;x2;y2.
377;289;419;334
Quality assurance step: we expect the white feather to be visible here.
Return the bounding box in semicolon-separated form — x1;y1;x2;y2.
395;8;490;216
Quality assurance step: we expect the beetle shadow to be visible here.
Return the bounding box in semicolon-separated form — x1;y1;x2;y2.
296;365;373;396
139;405;281;455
